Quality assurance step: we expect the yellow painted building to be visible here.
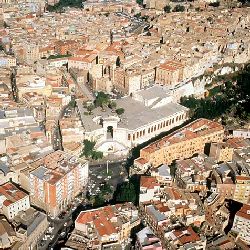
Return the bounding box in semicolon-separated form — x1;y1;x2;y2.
136;118;224;167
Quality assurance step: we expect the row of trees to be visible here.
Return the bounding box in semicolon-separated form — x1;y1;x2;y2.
164;4;185;13
85;92;124;115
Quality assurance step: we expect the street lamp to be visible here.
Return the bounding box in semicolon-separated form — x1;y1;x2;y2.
106;160;109;175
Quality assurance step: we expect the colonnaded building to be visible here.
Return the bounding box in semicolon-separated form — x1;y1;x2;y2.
77;86;189;156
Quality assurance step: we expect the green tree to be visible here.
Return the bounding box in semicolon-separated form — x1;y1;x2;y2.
164;5;171;13
87;104;95;114
95;92;110;108
108;101;117;110
191;224;200;233
208;1;220;7
136;0;143;5
47;0;83;11
116;108;125;115
116;57;121;67
92;151;103;160
180;63;250;124
134;12;141;18
48;54;71;59
80;139;103;160
173;4;185;12
81;139;95;158
114;181;136;204
169;161;177;178
68;99;76;109
101;182;112;194
94;193;105;206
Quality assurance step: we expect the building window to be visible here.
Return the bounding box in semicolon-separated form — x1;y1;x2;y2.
128;134;131;140
143;130;145;136
148;128;150;133
133;134;135;140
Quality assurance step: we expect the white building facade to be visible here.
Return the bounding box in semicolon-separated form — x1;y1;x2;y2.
77;86;189;156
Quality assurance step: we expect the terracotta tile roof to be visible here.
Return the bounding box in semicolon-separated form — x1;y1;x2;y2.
173;226;200;245
155;203;170;212
135;157;149;165
226;138;249;148
140;176;159;189
159;60;184;71
0;182;28;207
236;204;250;220
236;175;250;181
142;119;223;154
76;206;119;237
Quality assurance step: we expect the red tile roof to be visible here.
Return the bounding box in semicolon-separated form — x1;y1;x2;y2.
173;226;200;245
0;182;28;207
142;119;223;154
236;204;250;220
135;157;149;165
236;176;250;181
76;206;118;237
140;176;159;189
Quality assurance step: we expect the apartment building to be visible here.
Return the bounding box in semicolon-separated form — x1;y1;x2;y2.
68;55;97;71
0;182;30;220
139;176;160;203
151;164;172;186
55;40;78;55
234;176;250;205
29;151;89;217
135;226;163;250
59;117;85;154
0;216;17;249
0;55;16;67
0;107;43;155
209;142;234;163
16;74;52;100
232;204;250;244
23;44;40;65
45;69;63;87
69;203;140;249
166;226;206;249
209;137;250;162
175;155;215;192
136;119;224;168
232;128;250;139
14;208;49;250
155;60;184;86
113;67;141;95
